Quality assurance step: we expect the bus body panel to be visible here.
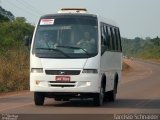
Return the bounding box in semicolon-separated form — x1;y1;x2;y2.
30;54;101;93
41;58;87;69
100;51;122;92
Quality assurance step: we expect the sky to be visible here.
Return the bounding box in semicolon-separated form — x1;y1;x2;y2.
0;0;160;39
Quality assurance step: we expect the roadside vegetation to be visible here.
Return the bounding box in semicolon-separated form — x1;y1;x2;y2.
122;37;160;62
0;6;34;92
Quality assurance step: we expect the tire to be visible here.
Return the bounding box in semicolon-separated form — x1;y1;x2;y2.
93;86;104;106
34;92;45;106
54;98;69;101
108;82;117;102
54;98;62;101
103;92;108;102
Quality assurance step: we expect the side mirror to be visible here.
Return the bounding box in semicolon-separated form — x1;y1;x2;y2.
24;36;32;46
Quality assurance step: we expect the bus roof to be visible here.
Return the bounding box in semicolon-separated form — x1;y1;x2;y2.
40;8;117;27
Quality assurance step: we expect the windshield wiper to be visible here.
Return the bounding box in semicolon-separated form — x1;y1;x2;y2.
36;48;70;58
56;45;90;57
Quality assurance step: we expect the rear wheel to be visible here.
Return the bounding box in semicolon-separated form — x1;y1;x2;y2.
54;98;62;101
93;86;104;106
34;92;45;106
54;98;69;101
108;82;117;102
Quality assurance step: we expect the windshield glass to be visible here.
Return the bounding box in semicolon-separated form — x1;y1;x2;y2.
32;15;98;58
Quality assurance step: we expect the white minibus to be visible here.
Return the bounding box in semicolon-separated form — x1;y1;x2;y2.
30;8;122;106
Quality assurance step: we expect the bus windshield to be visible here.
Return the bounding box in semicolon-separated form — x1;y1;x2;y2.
32;15;98;58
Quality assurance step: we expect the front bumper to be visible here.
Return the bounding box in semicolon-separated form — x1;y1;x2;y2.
30;73;100;93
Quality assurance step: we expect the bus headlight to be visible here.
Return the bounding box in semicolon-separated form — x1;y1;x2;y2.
86;82;91;86
82;69;98;74
31;68;43;73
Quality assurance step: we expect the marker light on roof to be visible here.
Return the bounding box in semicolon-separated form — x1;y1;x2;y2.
58;8;87;13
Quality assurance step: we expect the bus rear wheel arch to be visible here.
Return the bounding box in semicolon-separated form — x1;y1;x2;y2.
107;74;118;102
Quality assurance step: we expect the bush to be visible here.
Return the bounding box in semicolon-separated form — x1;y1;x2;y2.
0;48;29;92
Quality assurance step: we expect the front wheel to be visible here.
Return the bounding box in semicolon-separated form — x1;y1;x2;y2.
34;92;45;106
93;86;104;106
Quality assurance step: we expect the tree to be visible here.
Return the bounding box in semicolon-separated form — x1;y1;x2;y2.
0;6;14;21
150;36;160;46
0;14;10;22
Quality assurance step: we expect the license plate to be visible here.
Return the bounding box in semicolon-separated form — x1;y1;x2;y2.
55;76;70;82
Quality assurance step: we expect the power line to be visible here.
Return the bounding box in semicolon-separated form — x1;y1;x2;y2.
16;0;44;15
6;0;39;18
15;0;41;17
5;0;40;19
19;0;45;15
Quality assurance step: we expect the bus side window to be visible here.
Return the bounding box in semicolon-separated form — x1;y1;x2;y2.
113;28;118;51
105;26;110;50
108;27;114;51
101;25;105;45
116;28;122;52
101;24;107;54
111;27;118;51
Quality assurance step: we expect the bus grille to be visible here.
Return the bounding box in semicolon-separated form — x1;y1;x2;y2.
45;70;80;75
